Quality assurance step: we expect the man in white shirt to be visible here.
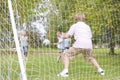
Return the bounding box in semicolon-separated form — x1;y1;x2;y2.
57;13;105;77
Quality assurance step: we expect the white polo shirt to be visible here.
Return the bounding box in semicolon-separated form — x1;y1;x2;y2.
67;22;92;49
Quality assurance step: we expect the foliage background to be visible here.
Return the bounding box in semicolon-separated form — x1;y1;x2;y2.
0;0;120;51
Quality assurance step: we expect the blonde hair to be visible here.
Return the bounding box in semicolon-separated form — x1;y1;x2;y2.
56;31;61;36
75;13;85;22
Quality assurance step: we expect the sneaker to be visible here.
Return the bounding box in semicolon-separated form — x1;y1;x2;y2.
100;70;105;75
98;68;105;75
57;72;69;77
57;70;69;77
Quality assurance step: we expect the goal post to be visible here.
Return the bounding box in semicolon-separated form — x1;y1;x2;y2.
8;0;27;80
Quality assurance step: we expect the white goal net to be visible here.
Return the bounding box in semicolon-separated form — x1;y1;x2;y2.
0;0;120;80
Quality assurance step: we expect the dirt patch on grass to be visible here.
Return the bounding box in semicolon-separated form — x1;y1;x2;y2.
0;50;58;55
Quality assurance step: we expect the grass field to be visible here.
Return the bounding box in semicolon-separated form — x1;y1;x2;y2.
0;48;120;80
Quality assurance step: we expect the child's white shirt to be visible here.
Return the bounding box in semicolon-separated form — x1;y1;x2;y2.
57;37;64;50
64;38;71;48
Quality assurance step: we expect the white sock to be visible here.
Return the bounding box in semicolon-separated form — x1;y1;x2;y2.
98;68;103;72
63;68;68;73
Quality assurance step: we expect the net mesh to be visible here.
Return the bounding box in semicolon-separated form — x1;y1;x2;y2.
0;0;120;80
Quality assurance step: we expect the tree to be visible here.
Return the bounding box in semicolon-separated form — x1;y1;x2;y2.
108;0;120;55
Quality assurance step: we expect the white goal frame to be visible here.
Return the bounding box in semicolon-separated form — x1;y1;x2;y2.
8;0;27;80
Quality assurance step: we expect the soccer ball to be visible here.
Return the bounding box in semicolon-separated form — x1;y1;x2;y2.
43;39;50;46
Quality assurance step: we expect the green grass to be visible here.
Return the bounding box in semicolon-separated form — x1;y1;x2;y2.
0;48;120;80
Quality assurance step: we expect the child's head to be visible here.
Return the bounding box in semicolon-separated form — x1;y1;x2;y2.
22;30;27;36
56;31;61;37
75;13;85;22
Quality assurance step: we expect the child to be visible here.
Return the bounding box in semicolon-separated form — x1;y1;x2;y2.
56;32;65;53
20;30;28;61
55;32;71;62
63;38;71;53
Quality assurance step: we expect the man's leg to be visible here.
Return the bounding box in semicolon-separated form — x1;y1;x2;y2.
88;57;105;75
88;57;100;69
60;53;69;69
57;47;76;77
84;50;105;75
57;53;69;77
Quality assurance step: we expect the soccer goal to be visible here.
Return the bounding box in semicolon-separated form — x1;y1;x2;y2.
0;0;120;80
